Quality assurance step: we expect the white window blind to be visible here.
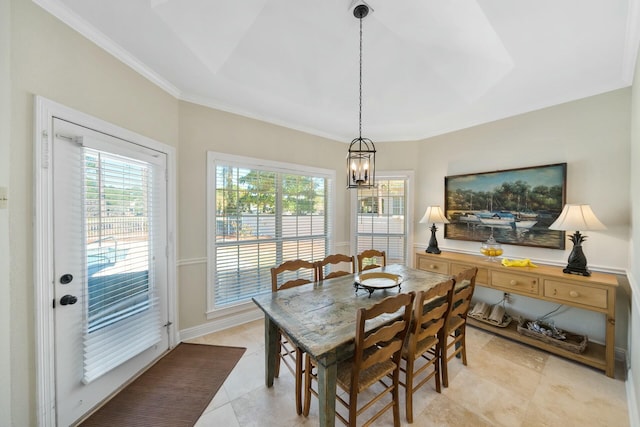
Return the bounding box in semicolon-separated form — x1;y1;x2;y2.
209;154;334;309
82;148;163;383
355;178;408;265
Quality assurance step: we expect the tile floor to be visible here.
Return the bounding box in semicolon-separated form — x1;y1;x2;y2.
187;319;629;427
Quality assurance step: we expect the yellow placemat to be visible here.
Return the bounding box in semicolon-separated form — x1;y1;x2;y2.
501;258;537;268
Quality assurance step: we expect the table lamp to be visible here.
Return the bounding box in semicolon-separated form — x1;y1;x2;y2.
419;206;449;254
548;204;606;276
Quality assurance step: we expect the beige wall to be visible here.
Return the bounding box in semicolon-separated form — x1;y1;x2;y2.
1;0;12;425
629;34;640;425
4;0;637;425
8;1;179;424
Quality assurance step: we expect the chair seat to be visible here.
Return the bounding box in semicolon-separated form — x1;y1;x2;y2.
447;315;465;332
337;357;397;393
403;334;438;359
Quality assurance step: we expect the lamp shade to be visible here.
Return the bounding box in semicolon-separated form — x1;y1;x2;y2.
548;204;606;231
419;206;449;224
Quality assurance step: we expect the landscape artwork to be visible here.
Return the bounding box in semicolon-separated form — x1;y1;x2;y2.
444;163;567;249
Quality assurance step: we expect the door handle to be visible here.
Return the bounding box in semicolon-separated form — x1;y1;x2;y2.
59;274;73;284
60;295;78;306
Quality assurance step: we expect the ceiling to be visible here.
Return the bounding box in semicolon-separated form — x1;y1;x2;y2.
36;0;640;142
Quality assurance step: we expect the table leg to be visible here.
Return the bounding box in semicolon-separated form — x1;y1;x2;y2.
317;354;337;427
605;287;616;378
264;316;278;387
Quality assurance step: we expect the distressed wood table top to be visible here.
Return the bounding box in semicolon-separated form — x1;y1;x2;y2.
252;264;451;362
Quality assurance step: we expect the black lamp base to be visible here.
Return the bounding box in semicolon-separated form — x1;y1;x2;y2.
563;241;591;276
425;224;441;254
562;266;591;277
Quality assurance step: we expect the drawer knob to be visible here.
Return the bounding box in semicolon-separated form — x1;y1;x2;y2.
569;290;580;298
510;279;517;286
430;264;436;269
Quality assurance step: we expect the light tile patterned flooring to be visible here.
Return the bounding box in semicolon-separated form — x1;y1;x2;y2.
187;319;629;427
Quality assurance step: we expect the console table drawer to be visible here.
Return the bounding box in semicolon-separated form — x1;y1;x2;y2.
544;280;607;309
451;262;489;284
416;257;449;274
490;271;539;295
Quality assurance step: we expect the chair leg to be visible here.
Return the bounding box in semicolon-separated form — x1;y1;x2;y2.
302;356;312;417
431;343;441;394
392;370;401;427
295;348;303;415
348;388;358;427
454;328;462;359
460;327;468;366
441;333;450;388
275;337;281;378
405;357;415;423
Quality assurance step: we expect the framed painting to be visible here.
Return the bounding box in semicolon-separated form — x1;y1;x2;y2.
444;163;567;249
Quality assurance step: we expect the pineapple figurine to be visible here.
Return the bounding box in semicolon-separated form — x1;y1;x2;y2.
564;231;590;276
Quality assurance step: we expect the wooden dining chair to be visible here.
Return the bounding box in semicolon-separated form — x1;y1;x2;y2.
357;249;386;272
441;266;478;388
399;279;455;423
303;292;415;426
316;253;356;280
270;259;317;415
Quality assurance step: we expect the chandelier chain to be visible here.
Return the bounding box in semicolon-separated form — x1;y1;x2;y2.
359;13;363;140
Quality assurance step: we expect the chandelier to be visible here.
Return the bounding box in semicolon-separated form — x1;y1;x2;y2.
347;2;376;189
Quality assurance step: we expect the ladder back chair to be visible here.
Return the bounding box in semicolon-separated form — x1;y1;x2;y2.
357;249;386;272
270;259;317;415
441;266;478;388
399;279;455;423
317;253;356;281
303;292;415;427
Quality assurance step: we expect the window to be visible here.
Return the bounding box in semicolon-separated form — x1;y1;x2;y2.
82;147;165;383
85;149;155;333
207;152;335;310
352;173;413;265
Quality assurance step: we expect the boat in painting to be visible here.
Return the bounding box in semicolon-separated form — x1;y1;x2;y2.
479;217;537;229
458;210;537;229
458;212;481;223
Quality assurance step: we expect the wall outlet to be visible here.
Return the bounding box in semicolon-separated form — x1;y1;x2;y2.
0;186;7;209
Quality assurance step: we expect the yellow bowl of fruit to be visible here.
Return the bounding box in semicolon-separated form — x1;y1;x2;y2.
480;237;503;261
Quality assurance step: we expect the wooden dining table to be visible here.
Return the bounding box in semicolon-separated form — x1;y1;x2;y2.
252;264;452;427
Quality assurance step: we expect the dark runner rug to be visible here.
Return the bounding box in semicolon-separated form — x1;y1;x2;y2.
80;343;246;427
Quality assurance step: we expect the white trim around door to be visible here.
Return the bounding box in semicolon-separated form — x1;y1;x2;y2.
34;96;178;426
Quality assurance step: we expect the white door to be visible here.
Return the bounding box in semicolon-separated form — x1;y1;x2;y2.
52;118;170;426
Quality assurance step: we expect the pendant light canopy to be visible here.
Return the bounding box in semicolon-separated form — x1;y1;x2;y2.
347;3;376;189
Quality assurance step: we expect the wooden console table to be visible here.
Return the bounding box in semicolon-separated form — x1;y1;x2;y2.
415;251;618;377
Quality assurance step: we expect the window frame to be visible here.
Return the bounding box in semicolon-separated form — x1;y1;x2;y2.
206;151;336;316
350;170;414;267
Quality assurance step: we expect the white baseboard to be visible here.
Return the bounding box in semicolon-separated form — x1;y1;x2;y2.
628;367;640;427
178;306;263;341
